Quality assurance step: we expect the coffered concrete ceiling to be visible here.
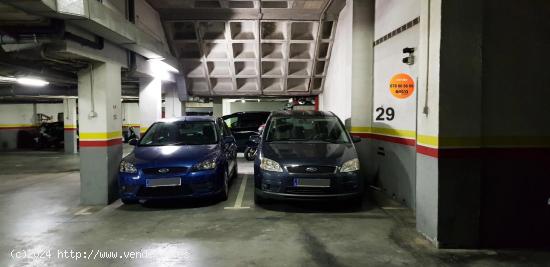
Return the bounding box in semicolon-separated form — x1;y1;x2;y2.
147;0;345;96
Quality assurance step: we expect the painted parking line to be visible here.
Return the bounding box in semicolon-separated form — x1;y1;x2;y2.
224;174;250;210
74;207;93;216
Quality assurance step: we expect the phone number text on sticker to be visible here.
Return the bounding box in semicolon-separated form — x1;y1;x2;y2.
389;73;415;99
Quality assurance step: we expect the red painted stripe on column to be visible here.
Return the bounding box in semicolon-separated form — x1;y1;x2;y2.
416;146;550;159
416;145;439;157
314;96;319;111
80;138;123;147
351;132;416;146
64;128;77;132
0;127;37;130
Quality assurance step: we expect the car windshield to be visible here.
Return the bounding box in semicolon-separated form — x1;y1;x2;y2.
265;116;350;143
139;121;218;146
223;113;269;130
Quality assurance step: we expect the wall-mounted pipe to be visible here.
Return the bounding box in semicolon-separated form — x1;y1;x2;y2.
1;0;172;60
0;19;104;50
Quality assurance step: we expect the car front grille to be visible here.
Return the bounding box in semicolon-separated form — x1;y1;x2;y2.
142;167;188;175
137;185;193;197
285;187;333;195
286;166;336;174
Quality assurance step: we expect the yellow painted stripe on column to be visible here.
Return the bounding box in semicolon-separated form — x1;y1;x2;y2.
0;123;35;128
351;126;416;139
417;135;438;147
64;124;77;129
80;131;122;140
353;126;550;148
372;127;416;138
123;124;141;127
140;127;149;134
350;126;372;133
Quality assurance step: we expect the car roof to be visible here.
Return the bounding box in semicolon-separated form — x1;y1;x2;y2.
222;111;270;117
270;110;335;117
158;116;217;123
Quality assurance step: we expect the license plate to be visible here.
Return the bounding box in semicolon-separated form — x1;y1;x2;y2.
293;178;331;188
146;178;181;187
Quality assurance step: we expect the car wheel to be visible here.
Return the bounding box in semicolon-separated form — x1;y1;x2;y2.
219;170;229;201
121;198;139;205
244;148;256;161
231;161;238;180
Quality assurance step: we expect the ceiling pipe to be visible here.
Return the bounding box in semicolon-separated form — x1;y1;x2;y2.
0;0;174;61
0;19;104;50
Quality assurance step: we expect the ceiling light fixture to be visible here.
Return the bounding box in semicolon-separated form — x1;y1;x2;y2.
16;77;50;87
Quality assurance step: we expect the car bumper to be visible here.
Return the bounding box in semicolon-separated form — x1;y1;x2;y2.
255;188;361;201
118;167;224;200
254;167;363;200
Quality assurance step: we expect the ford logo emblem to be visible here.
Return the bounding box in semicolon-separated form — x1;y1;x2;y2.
305;167;318;173
158;168;170;174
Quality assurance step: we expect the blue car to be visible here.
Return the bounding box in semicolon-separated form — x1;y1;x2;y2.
254;111;363;205
118;116;238;204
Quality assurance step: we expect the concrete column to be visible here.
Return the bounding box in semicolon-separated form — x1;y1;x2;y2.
212;98;222;118
139;78;162;135
63;98;78;154
163;85;182;118
415;0;484;248
348;0;376;181
78;62;123;205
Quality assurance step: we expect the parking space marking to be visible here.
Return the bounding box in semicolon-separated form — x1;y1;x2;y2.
74;207;93;216
224;174;250;210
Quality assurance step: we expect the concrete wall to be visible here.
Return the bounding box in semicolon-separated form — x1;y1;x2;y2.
134;0;168;46
321;0;353;122
0;103;63;150
370;0;420;208
122;102;140;128
414;0;550;248
227;101;287;115
36;103;64;121
103;0;127;17
477;0;550;248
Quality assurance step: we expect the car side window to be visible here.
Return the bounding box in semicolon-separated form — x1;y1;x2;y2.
222;122;232;137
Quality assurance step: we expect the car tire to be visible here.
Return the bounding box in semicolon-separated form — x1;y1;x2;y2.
121;198;139;205
219;171;229;201
244;147;256;161
231;161;238;180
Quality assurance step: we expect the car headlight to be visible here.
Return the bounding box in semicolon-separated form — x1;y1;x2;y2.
340;158;360;172
194;158;217;171
260;157;283;172
120;160;137;174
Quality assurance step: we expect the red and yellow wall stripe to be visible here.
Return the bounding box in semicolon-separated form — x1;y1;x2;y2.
64;124;77;132
350;126;550;159
79;131;123;147
0;124;36;130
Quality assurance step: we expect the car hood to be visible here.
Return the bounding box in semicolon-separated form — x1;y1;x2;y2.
261;142;357;166
125;144;220;167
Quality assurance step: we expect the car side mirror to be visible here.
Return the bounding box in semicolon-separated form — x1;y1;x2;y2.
223;136;235;144
129;138;139;146
249;135;261;143
352;136;362;143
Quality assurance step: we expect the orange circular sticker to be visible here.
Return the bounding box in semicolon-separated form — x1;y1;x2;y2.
389;73;415;99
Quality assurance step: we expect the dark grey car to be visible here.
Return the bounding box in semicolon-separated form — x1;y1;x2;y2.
253;111;363;204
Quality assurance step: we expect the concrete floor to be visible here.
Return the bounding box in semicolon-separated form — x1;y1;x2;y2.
1;146;549;266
